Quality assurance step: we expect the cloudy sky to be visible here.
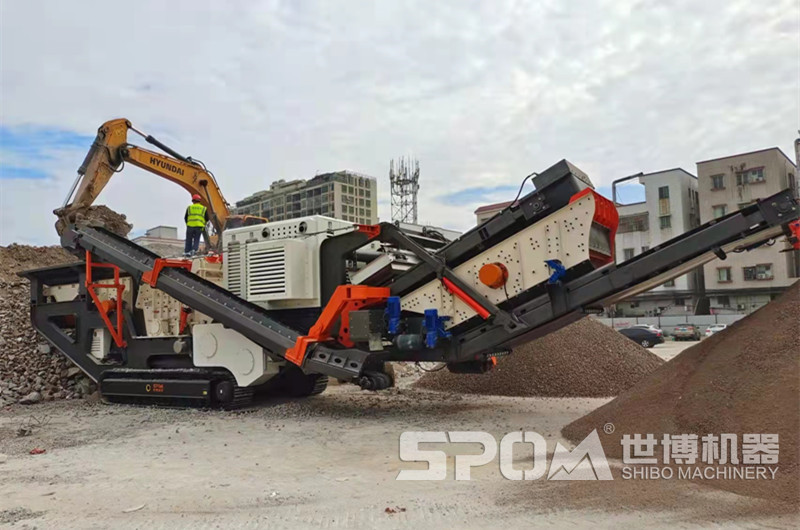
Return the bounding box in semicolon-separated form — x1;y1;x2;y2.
1;0;797;245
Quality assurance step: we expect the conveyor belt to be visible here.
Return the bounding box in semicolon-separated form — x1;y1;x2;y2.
59;225;376;380
61;225;300;354
435;189;800;360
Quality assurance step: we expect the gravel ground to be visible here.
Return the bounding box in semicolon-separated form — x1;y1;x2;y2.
0;383;795;529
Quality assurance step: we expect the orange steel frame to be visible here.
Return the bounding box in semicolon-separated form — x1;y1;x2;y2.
84;250;127;348
569;188;620;266
285;285;390;366
141;258;193;287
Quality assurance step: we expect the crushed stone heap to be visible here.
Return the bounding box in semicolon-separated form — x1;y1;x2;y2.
0;245;86;406
414;318;664;397
563;283;799;504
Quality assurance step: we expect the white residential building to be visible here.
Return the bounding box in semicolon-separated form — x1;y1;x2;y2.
611;168;701;316
696;147;799;314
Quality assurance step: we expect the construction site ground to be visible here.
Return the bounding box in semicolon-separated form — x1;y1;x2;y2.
2;342;796;529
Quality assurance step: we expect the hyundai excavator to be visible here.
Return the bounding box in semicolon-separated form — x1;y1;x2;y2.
22;121;800;408
55;118;266;251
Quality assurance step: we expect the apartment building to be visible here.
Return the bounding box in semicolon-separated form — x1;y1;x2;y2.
613;168;701;316
233;171;378;224
697;147;799;313
474;200;514;224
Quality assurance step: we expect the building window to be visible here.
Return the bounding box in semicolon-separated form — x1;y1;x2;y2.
641;245;649;253
658;186;670;199
711;174;725;190
717;295;730;307
365;190;371;198
659;215;672;229
736;167;765;186
630;301;640;308
674;298;685;306
717;267;732;283
618;213;649;233
623;248;635;261
712;204;728;219
663;279;676;287
743;264;773;281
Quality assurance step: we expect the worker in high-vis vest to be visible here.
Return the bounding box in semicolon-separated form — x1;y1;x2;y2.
184;194;209;255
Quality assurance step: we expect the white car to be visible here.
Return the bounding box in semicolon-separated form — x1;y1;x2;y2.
628;324;664;336
705;324;728;337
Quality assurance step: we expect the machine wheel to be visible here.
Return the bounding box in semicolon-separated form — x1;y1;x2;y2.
213;378;255;409
640;339;652;348
280;366;328;397
214;380;235;405
358;371;393;391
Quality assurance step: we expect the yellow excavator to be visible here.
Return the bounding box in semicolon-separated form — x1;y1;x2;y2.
55;118;266;250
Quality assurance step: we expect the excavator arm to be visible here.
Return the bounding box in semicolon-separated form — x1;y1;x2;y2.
57;118;264;248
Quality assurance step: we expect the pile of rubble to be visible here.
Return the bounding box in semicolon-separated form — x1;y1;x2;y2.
414;318;663;397
54;205;132;237
563;283;799;504
0;245;88;406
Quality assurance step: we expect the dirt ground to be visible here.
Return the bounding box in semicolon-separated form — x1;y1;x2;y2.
1;343;797;529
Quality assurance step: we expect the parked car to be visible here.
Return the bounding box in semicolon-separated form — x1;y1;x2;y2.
619;327;665;348
673;324;702;341
627;324;664;336
705;324;728;337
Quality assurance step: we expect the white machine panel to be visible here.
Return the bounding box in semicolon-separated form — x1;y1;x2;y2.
192;323;282;387
400;192;600;326
222;216;354;309
246;239;310;301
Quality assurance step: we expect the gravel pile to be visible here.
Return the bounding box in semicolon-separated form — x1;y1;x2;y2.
563;282;799;505
0;244;94;407
414;318;663;397
54;205;132;238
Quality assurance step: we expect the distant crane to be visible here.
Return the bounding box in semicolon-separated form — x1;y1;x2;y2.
389;157;420;224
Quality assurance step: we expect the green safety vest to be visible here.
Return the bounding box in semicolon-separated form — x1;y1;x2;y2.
186;203;207;227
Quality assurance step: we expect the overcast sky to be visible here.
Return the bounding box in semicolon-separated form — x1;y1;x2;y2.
1;0;797;245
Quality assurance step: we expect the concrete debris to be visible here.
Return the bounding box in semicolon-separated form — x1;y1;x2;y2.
0;244;96;405
19;391;42;405
563;282;799;505
414;318;663;397
54;204;132;238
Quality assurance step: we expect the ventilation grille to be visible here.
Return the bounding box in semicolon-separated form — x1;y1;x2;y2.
248;247;286;296
226;243;243;296
90;329;110;360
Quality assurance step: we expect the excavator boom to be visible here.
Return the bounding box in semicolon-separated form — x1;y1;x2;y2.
57;118;265;248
